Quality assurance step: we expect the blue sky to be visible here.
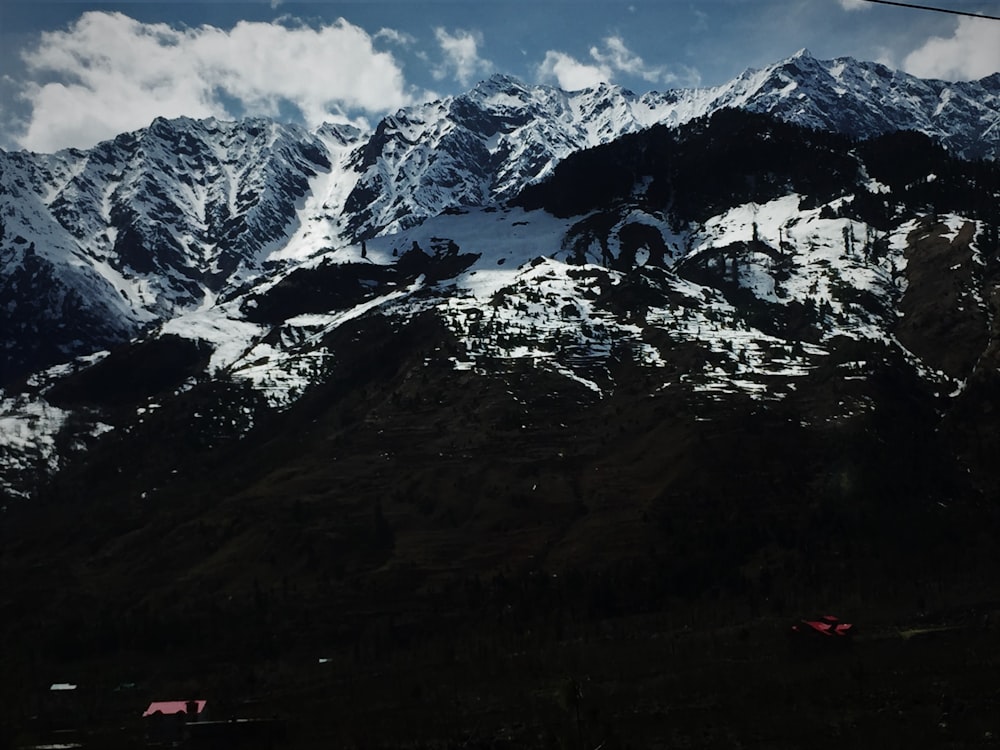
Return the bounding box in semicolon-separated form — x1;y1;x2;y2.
1;0;999;153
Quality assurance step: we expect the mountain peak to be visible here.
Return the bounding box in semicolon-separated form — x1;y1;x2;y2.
772;47;829;76
471;72;531;96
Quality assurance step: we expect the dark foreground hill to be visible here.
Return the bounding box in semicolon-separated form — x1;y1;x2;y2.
4;341;1000;748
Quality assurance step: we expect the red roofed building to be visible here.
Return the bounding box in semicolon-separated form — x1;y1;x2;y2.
791;614;854;637
143;700;208;744
143;700;207;718
788;614;855;657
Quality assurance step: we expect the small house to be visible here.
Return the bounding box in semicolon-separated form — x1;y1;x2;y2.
143;700;208;744
788;614;855;656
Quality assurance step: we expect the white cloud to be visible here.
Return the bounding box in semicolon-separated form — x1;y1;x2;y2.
590;35;662;83
537;51;611;91
16;12;417;152
838;0;870;10
538;36;700;90
903;16;1000;81
375;27;415;46
433;28;492;86
664;65;703;88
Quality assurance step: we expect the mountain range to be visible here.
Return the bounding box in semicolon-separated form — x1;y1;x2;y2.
3;49;1000;383
2;49;999;497
2;49;1000;746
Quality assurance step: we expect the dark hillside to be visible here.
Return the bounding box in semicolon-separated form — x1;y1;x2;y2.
4;302;1000;747
514;110;858;222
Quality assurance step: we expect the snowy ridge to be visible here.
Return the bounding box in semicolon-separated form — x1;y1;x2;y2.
339;50;1000;239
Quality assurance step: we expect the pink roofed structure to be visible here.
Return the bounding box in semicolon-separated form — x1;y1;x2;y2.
143;700;209;744
143;700;207;717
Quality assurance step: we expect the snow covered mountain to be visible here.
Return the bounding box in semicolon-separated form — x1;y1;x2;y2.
0;116;361;384
341;50;1000;240
1;51;1000;503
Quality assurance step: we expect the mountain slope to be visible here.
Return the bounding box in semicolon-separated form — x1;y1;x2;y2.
0;117;356;384
4;109;999;504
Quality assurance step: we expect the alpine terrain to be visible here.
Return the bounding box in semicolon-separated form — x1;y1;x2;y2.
2;50;1000;749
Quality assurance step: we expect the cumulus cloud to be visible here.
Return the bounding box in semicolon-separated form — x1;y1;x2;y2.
903;16;1000;81
433;28;492;86
16;12;416;152
590;35;663;83
537;50;611;91
537;36;699;91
